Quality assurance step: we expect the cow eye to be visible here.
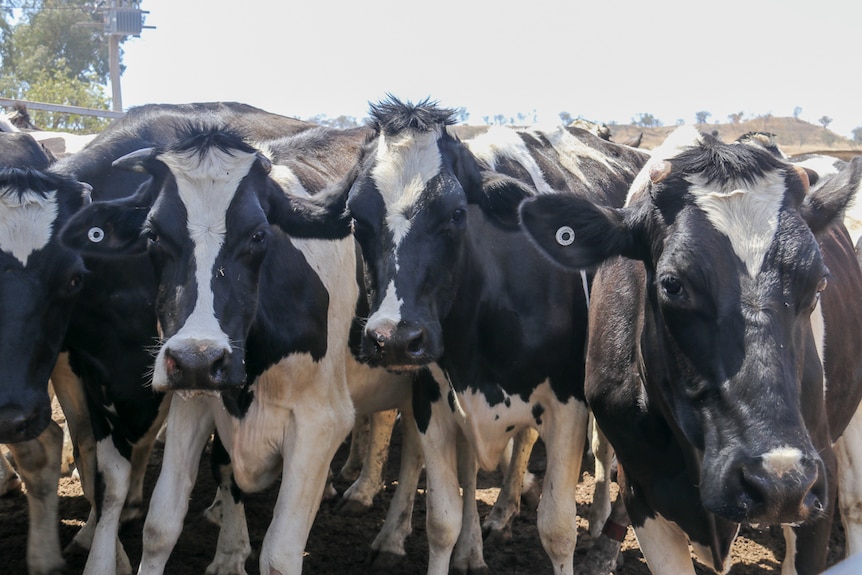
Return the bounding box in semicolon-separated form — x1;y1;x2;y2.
451;208;466;224
251;230;267;244
661;276;684;297
64;271;86;297
144;228;159;245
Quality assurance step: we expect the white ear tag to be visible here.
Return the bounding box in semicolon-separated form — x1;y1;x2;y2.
88;227;105;243
555;226;575;246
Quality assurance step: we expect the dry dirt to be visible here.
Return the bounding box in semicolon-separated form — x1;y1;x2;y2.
0;416;850;575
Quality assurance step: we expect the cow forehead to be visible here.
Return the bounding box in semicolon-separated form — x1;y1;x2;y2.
156;146;259;240
0;188;58;266
371;129;443;212
687;170;786;277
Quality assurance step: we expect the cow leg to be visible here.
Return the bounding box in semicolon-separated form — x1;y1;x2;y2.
834;399;862;557
537;401;589;575
420;402;462;575
587;415;614;541
8;421;65;575
368;409;424;569
483;426;539;545
256;402;354;575
122;395;170;525
633;514;697;575
452;431;488;574
338;409;398;515
206;430;251;575
49;354;98;554
576;494;629;575
339;413;370;482
82;437;133;575
138;395;216;575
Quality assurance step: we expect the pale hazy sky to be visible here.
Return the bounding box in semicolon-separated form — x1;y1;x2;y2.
119;0;862;138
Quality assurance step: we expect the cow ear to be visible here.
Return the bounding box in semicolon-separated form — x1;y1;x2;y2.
801;156;862;235
470;171;535;228
519;193;635;270
60;183;157;256
264;167;355;240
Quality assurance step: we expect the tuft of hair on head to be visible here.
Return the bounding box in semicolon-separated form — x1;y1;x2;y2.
168;122;257;160
368;94;457;136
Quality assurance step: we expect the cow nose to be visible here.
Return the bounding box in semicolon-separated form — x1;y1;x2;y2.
367;324;428;363
738;450;821;522
164;343;231;389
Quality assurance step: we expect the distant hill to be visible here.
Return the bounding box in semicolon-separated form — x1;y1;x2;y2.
606;116;861;158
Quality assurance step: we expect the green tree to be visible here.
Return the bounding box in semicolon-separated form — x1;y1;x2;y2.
728;111;744;124
559;111;573;125
818;116;833;129
853;127;862;144
1;1;126;132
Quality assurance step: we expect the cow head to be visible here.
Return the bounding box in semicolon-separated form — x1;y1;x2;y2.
521;130;862;526
0;168;89;442
60;127;348;394
332;97;532;371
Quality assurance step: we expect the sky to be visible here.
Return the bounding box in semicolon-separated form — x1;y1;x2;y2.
119;0;862;138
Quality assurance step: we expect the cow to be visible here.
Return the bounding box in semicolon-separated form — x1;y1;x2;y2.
264;96;648;574
0;128;96;575
0;102;327;575
520;126;862;574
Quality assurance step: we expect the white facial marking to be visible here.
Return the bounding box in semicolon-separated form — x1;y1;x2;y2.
0;189;58;266
365;279;402;338
152;146;257;383
372;130;442;247
762;446;804;478
690;170;785;277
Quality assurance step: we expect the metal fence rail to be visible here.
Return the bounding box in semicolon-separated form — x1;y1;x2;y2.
0;98;125;119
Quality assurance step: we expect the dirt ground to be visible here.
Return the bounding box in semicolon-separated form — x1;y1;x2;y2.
0;416;850;575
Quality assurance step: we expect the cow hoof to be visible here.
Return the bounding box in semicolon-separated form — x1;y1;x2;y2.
366;549;405;572
482;523;513;546
575;534;623;575
336;497;373;516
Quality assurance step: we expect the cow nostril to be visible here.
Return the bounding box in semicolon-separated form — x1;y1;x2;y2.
405;329;425;357
164;349;179;376
210;350;228;382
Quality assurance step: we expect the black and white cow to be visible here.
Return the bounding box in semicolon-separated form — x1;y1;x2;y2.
520;126;862;573
273;97;647;574
59;121;449;574
0;130;95;575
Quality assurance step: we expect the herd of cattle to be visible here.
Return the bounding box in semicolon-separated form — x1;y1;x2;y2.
1;98;861;575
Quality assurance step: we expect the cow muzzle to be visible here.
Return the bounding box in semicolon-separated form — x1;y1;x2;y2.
704;446;825;525
156;338;235;391
364;321;438;370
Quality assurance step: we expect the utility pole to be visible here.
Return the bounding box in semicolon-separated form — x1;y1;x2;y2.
104;1;153;112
